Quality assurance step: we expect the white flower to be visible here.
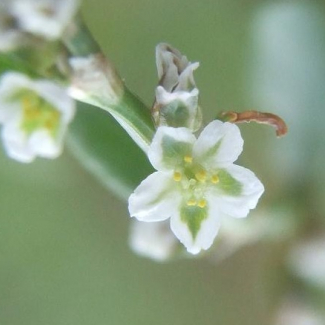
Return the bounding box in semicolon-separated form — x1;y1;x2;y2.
0;1;24;52
129;220;178;262
288;236;325;288
153;43;202;131
128;120;264;254
275;297;325;325
11;0;79;40
0;72;75;163
0;0;79;45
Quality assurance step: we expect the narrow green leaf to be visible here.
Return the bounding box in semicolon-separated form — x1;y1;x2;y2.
68;101;154;201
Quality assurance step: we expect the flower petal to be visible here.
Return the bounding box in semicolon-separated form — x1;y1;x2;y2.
175;62;199;92
193;120;243;167
207;164;264;218
29;129;61;158
2;118;35;163
129;220;177;261
33;80;75;123
170;203;220;254
155;86;201;131
128;171;181;222
11;0;80;40
148;126;196;171
156;43;189;92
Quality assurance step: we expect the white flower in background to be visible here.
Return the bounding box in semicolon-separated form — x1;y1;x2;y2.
0;1;26;52
0;0;79;49
128;120;264;254
153;43;202;131
287;236;325;288
275;297;325;325
10;0;79;40
0;72;75;163
129;220;178;262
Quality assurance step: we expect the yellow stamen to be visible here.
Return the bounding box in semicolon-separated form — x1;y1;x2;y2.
211;174;219;184
195;170;206;182
197;199;207;208
187;198;197;206
22;97;40;119
173;171;182;182
184;155;193;163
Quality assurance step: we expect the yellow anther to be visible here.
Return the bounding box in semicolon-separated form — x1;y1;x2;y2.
173;171;182;182
211;174;219;184
197;199;207;208
22;98;39;118
184;155;193;163
187;199;197;206
195;170;206;182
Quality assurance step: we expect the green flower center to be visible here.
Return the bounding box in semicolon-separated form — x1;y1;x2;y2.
12;89;61;138
172;154;220;209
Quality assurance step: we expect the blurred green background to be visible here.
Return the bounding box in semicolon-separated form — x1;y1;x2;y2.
1;0;325;324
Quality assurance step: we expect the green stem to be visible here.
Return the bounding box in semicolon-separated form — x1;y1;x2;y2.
63;15;155;150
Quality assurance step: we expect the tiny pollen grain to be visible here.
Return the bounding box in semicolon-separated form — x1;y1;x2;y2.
173;171;182;182
187;198;197;206
184;155;193;163
211;174;219;184
195;170;206;182
198;199;207;208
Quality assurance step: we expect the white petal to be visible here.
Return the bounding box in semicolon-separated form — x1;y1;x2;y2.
33;80;75;122
0;100;20;123
1;118;35;163
207;164;264;218
288;237;325;289
0;72;29;122
170;205;220;254
193;120;244;167
155;86;199;107
170;212;199;253
195;206;221;252
128;171;181;222
148;126;196;171
175;62;200;92
11;0;79;40
0;72;32;96
29;130;61;158
156;43;188;92
129;220;177;262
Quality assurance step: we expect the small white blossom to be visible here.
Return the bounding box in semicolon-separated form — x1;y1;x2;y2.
0;0;79;50
0;1;24;52
275;298;325;325
9;0;80;40
288;236;325;288
153;43;201;131
129;220;178;262
0;72;75;162
128;120;264;254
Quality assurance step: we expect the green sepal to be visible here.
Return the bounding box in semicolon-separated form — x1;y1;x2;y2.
180;204;207;239
68;101;154;201
160;101;190;128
